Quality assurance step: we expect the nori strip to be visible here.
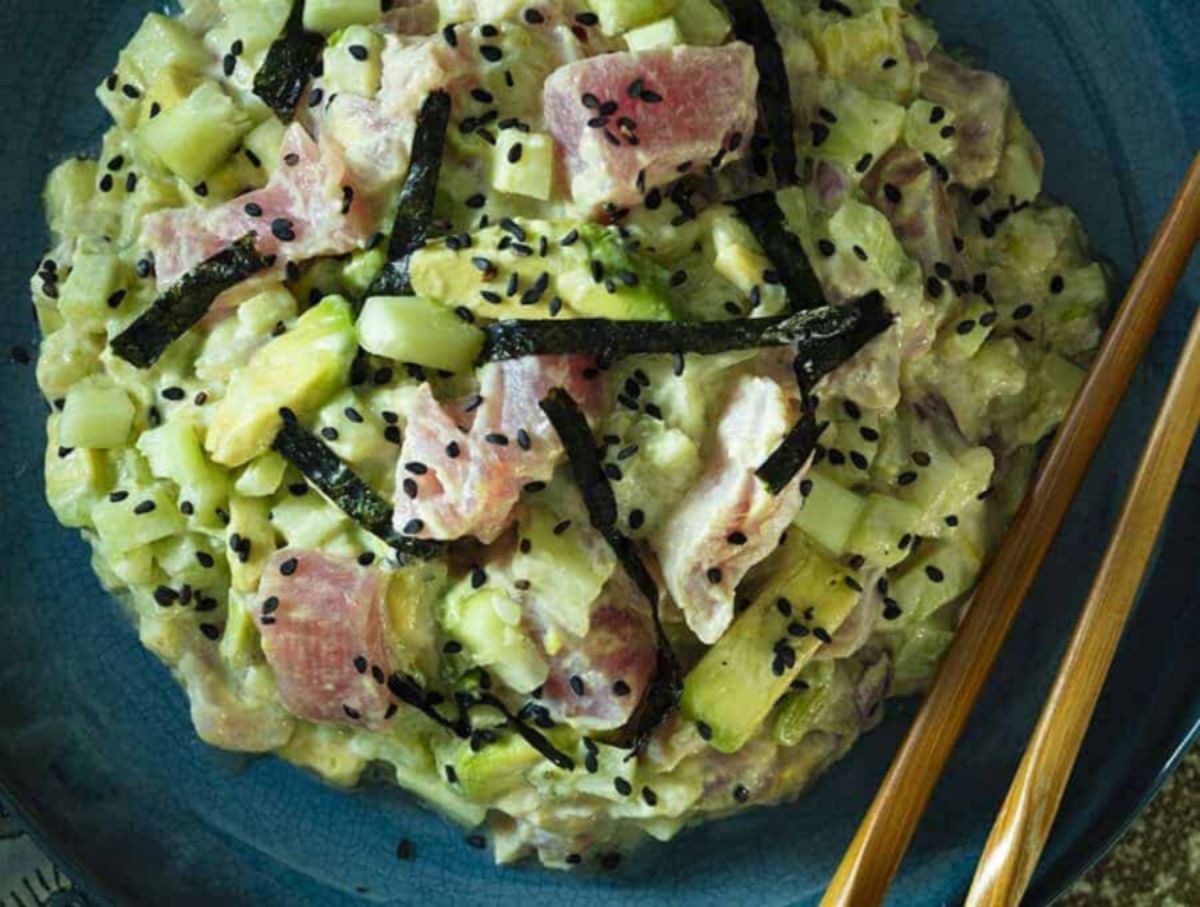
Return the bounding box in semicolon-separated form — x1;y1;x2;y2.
481;294;890;364
367;91;453;298
755;290;892;493
472;692;577;771
539;389;682;754
720;0;797;186
253;1;325;122
111;235;271;368
732;192;824;311
272;418;444;560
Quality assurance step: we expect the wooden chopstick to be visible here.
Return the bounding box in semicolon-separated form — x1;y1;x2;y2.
820;152;1200;907
965;251;1200;907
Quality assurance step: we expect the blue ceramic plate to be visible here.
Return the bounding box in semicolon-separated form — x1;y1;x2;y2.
0;2;1196;904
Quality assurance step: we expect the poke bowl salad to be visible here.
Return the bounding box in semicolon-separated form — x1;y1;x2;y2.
31;0;1108;870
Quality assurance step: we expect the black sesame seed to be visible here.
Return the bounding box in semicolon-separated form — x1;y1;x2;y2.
897;471;918;486
925;564;945;583
569;675;585;696
480;44;503;62
733;784;750;803
271;218;296;241
133;499;156;515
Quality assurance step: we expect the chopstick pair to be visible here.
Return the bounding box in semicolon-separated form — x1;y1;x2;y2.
822;152;1200;907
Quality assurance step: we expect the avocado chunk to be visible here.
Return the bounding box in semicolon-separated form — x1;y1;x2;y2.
452;732;543;802
680;533;862;753
206;296;357;467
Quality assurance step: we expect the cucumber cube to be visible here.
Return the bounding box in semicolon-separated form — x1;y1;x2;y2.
209;0;293;57
136;81;252;185
492;131;554;201
45;418;110;528
124;13;210;85
710;213;771;295
270;493;348;548
235;452;288;497
138;65;200;126
792;471;866;556
828;199;908;284
44;158;98;237
59;379;135;449
452;733;542;802
624;16;683;51
847;494;922;568
673;0;728;45
244;117;287;177
323;26;384;98
304;0;382;34
588;0;677;36
137;413;232;525
94;483;186;553
341;247;387;298
59;249;123;334
357;295;484;373
903;99;958;162
227;496;275;592
888;540;981;624
442;587;549;694
95;58;144;129
936;297;996;363
810;80;906;169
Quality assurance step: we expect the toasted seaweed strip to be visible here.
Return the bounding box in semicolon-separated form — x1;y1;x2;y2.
253;1;325;122
732;192;824;311
755;412;827;495
794;290;890;385
472;692;577;770
272;419;444;560
367;91;453;298
754;290;891;493
539;389;681;754
482;294;889;364
111;235;271;368
720;0;797;186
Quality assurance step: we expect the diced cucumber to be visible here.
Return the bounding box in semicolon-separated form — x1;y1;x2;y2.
96;58;145;129
323;26;384;98
270;492;349;548
935;297;995;362
847;493;921;568
121;171;186;244
123;13;210;85
44;158;97;237
36;328;103;399
105;544;159;589
827;199;908;284
903;99;958;162
888;539;981;625
792;471;866;556
137;413;232;526
680;532;861;753
44;418;110;528
240;284;299;334
206;296;357;467
889;616;955;694
933;339;1027;441
208;0;293;58
226;496;275;592
603;407;702;536
993;108;1044;206
153;533;230;588
94;483;186;553
624;16;683;51
772;660;835;746
136;80;253;185
996;352;1085;448
809;8;918;104
304;0;382;34
235;452;289;497
492;131;554;201
310;389;395;488
587;0;677;36
138;65;199;125
58;248;124;334
220;591;264;670
357;296;484;373
804;78;906;169
898;444;994;536
279;723;366;788
441;586;548;694
452;732;542;802
341;247;387;298
672;0;728;44
59;378;135;449
244;117;287;178
512;505;615;638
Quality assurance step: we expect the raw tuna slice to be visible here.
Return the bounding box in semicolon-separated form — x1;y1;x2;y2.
863;146;960;276
392;354;601;543
141;123;374;289
256;548;394;726
538;572;658;731
653;373;806;644
920;52;1011;188
543;44;758;207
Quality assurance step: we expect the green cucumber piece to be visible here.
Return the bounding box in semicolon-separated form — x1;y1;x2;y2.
357;296;484;373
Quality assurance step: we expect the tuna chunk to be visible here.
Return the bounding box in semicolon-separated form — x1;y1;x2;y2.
538;572;658;731
920;52;1011;188
863;145;960;275
653;374;806;644
543;44;758;206
142;124;374;289
256;549;394;726
392;355;602;543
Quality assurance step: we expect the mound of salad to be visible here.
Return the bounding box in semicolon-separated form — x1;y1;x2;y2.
32;0;1107;869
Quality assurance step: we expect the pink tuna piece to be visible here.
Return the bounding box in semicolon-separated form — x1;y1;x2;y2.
256;549;394;726
141;123;374;289
538;573;658;731
863;145;961;276
653;373;806;644
392;355;602;543
543;44;759;206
